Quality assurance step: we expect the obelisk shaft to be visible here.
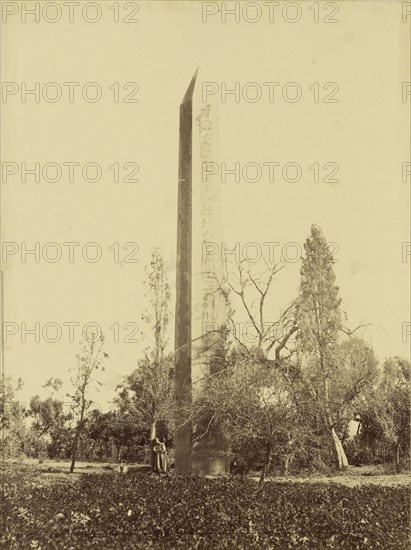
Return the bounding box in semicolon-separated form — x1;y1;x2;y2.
174;71;197;474
175;70;229;475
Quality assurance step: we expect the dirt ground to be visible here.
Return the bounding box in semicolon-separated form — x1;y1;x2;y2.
5;458;411;487
253;471;411;487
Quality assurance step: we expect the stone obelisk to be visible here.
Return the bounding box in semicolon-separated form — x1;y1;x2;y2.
174;70;196;475
175;69;229;475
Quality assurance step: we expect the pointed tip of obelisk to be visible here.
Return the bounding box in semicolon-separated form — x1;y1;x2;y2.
181;67;199;105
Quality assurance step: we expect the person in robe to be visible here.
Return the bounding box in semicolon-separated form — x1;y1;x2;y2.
152;437;167;475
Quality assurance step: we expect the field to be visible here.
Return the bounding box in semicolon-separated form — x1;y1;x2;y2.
1;461;410;549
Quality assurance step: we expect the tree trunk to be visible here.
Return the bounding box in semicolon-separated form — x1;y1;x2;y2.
70;403;85;473
331;427;349;469
69;429;80;473
283;454;293;477
323;377;348;470
259;441;272;484
395;439;401;473
150;420;156;441
150;420;156;473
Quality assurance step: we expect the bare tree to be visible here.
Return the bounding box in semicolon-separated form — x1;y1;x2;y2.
212;257;299;366
69;332;106;473
187;254;307;480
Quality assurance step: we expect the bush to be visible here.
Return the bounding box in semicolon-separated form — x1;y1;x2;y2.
230;439;264;472
230;456;249;475
38;451;47;464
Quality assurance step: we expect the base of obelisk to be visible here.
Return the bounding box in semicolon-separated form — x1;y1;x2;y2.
192;428;229;475
174;431;229;475
192;454;229;476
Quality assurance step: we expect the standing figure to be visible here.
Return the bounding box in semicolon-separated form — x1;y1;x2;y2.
152;437;167;475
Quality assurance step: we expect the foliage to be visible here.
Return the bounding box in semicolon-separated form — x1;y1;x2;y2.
295;225;377;469
192;356;323;480
47;424;75;460
2;464;410;549
0;376;27;457
1;237;408;476
117;248;174;444
86;409;148;462
191;226;384;476
354;357;410;471
29;395;66;435
297;224;342;354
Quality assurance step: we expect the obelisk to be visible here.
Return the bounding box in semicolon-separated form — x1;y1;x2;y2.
174;70;196;475
175;69;229;475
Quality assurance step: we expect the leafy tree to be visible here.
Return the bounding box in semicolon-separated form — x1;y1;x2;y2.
334;338;378;431
84;409;113;459
29;395;65;435
356;357;410;471
47;424;74;459
118;249;174;445
0;376;27;457
1;376;23;427
296;224;369;469
86;409;144;461
382;357;410;472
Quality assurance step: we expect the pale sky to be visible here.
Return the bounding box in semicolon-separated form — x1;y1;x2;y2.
1;1;409;408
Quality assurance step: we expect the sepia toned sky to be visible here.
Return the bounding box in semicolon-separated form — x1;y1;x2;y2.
1;1;409;408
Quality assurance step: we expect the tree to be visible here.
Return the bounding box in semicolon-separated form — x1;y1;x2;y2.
42;377;63;395
47;424;74;460
29;395;65;435
356;357;410;471
0;376;26;457
219;258;298;364
295;225;375;470
68;332;106;472
192;352;323;482
118;355;174;443
189;255;310;480
333;337;378;431
191;227;381;475
86;409;144;462
119;249;174;449
382;357;410;472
